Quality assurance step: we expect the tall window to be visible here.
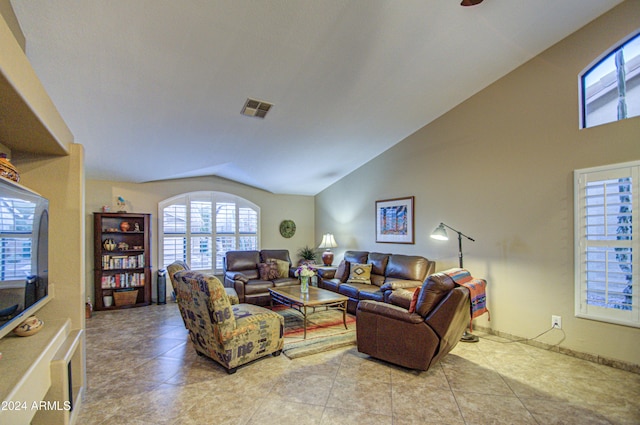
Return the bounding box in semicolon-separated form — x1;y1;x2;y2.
159;192;259;273
580;31;640;128
574;161;639;328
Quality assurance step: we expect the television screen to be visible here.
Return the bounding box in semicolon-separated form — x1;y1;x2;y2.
0;179;49;340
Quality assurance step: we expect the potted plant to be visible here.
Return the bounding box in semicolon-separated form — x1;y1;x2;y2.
297;246;317;265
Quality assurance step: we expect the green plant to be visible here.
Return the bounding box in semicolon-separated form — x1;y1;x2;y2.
297;246;317;262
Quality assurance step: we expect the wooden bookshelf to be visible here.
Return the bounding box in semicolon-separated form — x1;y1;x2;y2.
93;213;151;310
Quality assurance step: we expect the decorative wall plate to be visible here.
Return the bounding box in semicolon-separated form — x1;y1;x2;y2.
279;220;296;238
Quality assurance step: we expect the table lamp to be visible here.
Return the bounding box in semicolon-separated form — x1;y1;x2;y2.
318;233;338;266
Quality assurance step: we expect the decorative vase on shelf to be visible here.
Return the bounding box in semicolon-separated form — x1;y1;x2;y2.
103;238;116;251
300;276;309;294
0;153;20;183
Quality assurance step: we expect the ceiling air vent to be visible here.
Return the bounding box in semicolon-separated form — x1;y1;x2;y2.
241;98;273;119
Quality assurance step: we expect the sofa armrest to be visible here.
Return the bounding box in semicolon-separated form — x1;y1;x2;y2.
380;279;423;292
225;271;249;284
317;268;336;279
357;300;424;325
387;288;418;309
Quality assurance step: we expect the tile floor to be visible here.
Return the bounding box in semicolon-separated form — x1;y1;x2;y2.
78;303;640;425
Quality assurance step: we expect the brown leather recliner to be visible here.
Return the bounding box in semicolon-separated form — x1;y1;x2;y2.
223;250;299;305
356;270;471;371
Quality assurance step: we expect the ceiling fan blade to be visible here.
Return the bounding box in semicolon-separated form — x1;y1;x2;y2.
461;0;484;6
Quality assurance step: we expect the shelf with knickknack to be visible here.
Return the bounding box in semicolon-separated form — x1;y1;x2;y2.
94;212;151;310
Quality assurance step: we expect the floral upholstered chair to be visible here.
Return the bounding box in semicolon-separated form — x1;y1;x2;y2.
168;261;239;305
167;261;190;288
172;269;284;373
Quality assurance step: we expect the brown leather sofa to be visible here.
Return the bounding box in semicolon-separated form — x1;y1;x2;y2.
318;250;435;314
223;249;299;305
356;269;471;371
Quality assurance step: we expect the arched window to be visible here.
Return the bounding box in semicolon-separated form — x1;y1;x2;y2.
580;31;640;128
159;191;259;273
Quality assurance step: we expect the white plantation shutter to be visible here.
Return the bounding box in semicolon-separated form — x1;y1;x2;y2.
190;236;213;269
190;200;212;234
239;207;257;233
216;202;235;234
0;199;35;281
162;237;186;268
163;204;186;233
215;202;236;270
575;161;639;327
238;207;258;254
159;192;259;273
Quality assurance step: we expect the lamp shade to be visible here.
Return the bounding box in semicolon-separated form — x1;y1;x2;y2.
318;233;338;249
430;223;449;241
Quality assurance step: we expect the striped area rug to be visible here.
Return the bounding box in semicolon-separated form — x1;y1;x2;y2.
272;306;357;359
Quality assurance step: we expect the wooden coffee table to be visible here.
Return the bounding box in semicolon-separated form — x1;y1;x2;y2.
269;286;349;339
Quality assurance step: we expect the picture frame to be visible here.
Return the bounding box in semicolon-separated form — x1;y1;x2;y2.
375;196;415;244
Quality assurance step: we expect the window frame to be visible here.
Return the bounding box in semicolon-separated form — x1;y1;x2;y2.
158;191;260;274
574;160;640;328
579;29;640;129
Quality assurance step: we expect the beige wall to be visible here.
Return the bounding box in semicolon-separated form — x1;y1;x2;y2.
0;0;25;51
85;176;315;301
15;144;85;331
316;1;640;366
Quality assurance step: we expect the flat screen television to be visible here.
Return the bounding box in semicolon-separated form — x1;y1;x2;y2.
0;178;49;340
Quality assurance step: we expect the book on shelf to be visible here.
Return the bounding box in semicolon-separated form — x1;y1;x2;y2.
102;254;145;270
101;272;145;289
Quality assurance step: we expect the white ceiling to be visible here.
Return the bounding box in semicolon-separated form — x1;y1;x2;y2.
11;0;622;195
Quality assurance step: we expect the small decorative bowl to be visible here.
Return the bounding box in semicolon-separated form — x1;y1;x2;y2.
13;315;44;337
0;153;19;183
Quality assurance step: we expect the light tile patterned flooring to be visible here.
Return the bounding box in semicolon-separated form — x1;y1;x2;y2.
78;303;640;425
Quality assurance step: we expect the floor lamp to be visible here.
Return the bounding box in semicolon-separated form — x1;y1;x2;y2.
430;222;479;342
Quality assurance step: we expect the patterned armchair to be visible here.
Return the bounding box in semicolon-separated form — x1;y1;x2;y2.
168;261;239;305
172;269;284;373
167;260;190;288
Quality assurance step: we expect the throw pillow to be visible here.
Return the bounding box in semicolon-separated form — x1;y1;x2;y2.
258;262;279;280
408;287;421;313
334;260;350;283
347;263;372;285
275;259;290;278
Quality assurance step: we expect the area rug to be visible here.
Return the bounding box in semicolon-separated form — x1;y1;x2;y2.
272;306;357;359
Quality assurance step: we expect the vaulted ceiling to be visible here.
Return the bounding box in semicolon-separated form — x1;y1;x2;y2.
11;0;622;195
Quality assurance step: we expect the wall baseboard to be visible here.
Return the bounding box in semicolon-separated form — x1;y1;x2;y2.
473;325;639;375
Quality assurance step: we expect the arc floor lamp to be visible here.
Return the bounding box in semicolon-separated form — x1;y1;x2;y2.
430;222;479;342
430;223;475;268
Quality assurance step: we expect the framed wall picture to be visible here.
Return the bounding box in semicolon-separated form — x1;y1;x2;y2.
375;196;415;244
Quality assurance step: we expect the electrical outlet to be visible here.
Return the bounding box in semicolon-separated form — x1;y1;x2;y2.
552;315;562;329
